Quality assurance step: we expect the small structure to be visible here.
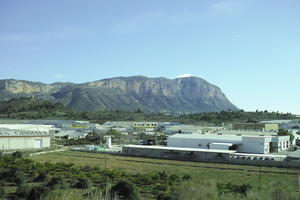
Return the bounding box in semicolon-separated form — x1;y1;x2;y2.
104;135;112;148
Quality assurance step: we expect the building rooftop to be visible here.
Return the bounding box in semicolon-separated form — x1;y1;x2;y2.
122;145;236;153
259;120;296;124
0;128;49;137
215;130;277;136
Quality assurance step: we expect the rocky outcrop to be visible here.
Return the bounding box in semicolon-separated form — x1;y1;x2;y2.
0;76;238;113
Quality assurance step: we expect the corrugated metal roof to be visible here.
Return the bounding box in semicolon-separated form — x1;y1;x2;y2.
215;130;277;136
0;128;49;137
169;133;243;141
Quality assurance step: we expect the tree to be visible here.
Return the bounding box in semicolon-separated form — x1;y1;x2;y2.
278;129;294;143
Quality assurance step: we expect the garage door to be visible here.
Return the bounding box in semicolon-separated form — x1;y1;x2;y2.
34;140;42;148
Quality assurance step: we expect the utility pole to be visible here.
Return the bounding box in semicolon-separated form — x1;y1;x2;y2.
259;164;262;188
286;151;289;174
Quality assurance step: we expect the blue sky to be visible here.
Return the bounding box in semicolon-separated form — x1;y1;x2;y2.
0;0;300;114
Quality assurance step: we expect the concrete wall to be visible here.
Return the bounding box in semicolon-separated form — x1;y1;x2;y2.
168;137;240;149
123;146;231;162
122;146;300;168
0;136;50;150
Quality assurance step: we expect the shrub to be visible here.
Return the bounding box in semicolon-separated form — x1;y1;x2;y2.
0;186;4;198
172;181;218;200
12;151;23;158
27;185;49;200
182;174;191;181
110;181;140;200
157;191;172;200
47;176;67;189
217;183;251;196
14;170;27;185
33;171;47;182
16;184;32;198
74;177;91;189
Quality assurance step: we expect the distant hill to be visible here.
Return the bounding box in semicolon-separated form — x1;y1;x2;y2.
0;98;296;124
0;76;238;113
0;97;72;119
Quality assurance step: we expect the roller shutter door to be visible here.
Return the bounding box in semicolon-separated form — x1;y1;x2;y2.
34;139;42;148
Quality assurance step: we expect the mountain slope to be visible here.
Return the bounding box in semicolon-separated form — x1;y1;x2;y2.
0;76;238;113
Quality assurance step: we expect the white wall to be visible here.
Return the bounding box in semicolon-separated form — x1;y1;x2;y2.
168;134;274;154
0;136;50;150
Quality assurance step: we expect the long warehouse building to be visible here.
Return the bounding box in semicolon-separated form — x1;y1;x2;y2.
167;133;290;154
0;128;50;150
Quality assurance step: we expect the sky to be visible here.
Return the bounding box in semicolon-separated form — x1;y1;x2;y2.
0;0;300;114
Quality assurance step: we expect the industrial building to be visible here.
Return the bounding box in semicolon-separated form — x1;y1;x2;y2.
0;128;50;150
232;123;279;132
122;145;235;161
167;133;290;154
163;125;222;135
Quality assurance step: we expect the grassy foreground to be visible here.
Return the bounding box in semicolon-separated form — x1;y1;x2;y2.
31;150;300;187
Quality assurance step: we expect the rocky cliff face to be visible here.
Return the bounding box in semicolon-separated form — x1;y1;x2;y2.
0;76;238;113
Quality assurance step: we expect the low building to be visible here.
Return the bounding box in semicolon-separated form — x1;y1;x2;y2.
54;130;88;140
167;133;290;154
133;122;158;131
122;145;235;161
232;123;278;132
259;120;300;130
164;125;222;135
0;124;56;138
0;128;50;150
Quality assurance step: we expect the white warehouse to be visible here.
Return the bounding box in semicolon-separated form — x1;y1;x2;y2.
0;128;51;150
167;133;290;154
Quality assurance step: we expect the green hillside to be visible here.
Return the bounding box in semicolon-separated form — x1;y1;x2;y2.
0;97;297;125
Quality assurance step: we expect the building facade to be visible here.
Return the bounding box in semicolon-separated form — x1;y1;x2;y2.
167;133;289;154
0;129;50;150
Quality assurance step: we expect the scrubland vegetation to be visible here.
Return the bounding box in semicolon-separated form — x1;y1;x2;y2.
1;151;298;199
0;97;297;125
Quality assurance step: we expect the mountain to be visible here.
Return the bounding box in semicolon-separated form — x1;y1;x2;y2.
0;76;238;113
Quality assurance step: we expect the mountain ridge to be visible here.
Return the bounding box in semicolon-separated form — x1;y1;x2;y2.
0;76;238;113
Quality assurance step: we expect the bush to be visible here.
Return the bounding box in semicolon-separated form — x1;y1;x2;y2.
16;184;32;198
217;183;251;196
27;185;49;200
12;151;23;158
74;177;91;189
172;181;218;200
0;186;4;198
33;171;47;182
47;176;67;189
14;170;27;185
182;174;191;181
157;192;172;200
110;181;140;200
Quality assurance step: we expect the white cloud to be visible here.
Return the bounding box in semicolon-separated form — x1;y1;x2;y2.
55;73;63;79
0;27;86;44
176;74;194;78
211;1;235;13
210;0;252;14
